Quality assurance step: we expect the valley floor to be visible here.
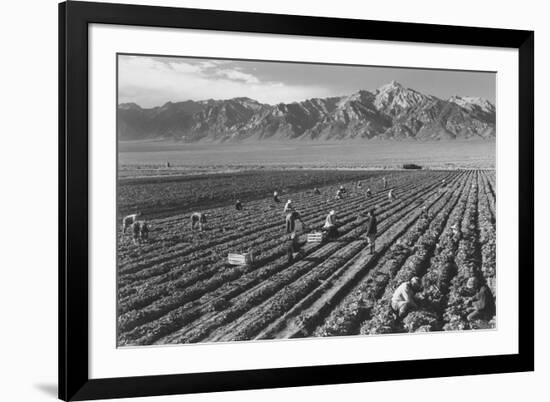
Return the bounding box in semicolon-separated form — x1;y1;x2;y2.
118;139;496;175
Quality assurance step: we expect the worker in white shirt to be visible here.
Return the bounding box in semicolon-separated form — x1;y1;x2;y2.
323;210;339;239
283;199;294;213
391;276;422;318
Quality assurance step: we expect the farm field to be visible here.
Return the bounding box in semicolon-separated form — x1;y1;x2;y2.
118;169;388;219
117;169;496;346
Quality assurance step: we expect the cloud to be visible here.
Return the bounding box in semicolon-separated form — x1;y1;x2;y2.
118;56;332;107
214;69;260;84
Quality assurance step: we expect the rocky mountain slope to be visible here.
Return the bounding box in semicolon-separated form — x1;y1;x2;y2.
118;81;495;142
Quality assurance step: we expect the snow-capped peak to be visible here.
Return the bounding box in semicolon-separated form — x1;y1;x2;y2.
449;96;495;114
374;81;427;113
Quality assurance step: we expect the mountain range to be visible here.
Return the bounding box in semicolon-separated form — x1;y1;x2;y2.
118;81;496;142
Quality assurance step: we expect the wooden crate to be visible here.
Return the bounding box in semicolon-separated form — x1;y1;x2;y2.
227;252;254;266
307;232;325;243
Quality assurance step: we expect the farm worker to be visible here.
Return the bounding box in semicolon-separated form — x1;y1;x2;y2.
441;178;447;188
382;176;387;189
285;232;302;264
450;223;461;241
466;277;495;321
314;187;321;195
131;221;141;245
190;212;207;231
420;206;429;220
336;188;344;200
323;210;339;239
391;276;422;318
285;210;305;234
283;199;294;213
388;189;395;203
235;200;243;211
357;181;362;188
273;191;281;203
365;209;377;253
139;221;149;241
122;212;141;232
339;185;347;194
365;187;372;198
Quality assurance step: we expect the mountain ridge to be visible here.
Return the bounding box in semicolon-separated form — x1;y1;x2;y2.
118;81;495;142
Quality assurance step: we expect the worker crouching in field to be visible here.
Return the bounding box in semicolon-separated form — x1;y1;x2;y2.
391;277;422;318
190;212;207;231
235;200;243;211
285;210;305;234
466;277;495;322
365;187;372;198
273;191;280;203
122;212;141;233
365;209;377;253
314;187;321;195
323;210;339;239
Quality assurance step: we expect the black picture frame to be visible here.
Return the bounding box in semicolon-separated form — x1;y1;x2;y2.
59;1;534;400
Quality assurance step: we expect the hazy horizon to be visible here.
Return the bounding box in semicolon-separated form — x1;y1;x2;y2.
118;54;496;109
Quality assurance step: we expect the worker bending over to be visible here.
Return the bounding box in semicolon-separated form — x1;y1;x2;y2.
323;210;339;239
314;187;321;195
235;200;243;211
122;212;141;232
365;187;372;198
391;276;422;318
286;210;305;234
190;212;207;231
273;191;280;203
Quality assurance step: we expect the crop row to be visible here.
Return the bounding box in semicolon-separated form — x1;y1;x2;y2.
117;172;445;307
116;173;435;313
258;172;470;339
359;173;475;334
313;171;471;337
442;172;489;330
188;173;462;343
117;172;423;278
118;172;454;345
391;172;475;332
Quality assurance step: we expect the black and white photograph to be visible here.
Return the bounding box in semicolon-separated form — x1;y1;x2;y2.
116;54;497;346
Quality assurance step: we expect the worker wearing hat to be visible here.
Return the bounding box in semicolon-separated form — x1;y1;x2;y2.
391;276;422;318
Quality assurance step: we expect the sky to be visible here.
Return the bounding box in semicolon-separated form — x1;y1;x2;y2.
118;54;496;108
